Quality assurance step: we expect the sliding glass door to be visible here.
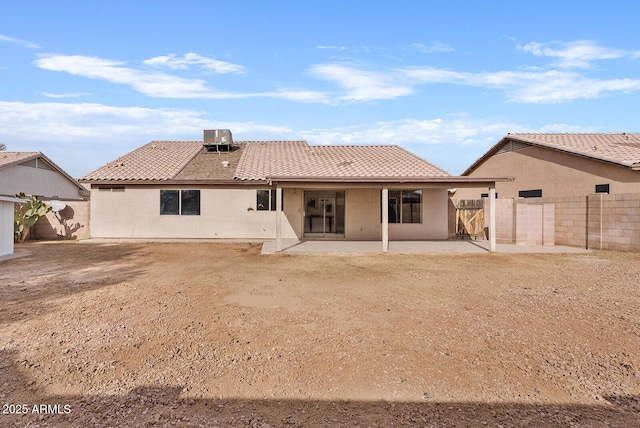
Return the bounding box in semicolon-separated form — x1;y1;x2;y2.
303;191;345;237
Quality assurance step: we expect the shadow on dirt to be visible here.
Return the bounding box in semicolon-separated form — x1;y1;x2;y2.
0;242;147;325
1;350;638;427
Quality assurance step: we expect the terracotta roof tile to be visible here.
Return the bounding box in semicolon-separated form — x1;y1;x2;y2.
235;141;449;180
81;141;203;181
83;139;450;183
0;152;41;169
463;133;640;175
175;145;245;181
509;133;640;168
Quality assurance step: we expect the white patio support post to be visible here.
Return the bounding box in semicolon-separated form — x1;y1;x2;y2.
489;186;496;253
382;188;389;253
275;186;283;253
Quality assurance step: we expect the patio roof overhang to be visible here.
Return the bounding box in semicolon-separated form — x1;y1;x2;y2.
266;176;513;188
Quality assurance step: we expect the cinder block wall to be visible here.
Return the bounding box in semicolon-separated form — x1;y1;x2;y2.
32;201;90;240
493;193;640;252
540;196;588;248
586;193;640;252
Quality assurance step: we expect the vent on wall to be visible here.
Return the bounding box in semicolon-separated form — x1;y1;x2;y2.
496;140;531;155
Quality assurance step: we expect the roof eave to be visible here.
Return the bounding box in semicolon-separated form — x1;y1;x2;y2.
266;176;513;184
81;178;266;186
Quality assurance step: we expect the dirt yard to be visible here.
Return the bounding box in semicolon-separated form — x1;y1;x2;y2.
0;241;639;427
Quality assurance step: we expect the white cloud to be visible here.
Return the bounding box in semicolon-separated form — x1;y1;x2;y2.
34;54;330;103
299;117;518;147
518;40;628;68
37;91;92;98
0;100;603;177
309;63;413;101
317;45;347;51
0;101;296;176
0;34;40;49
412;42;454;53
35;54;214;98
401;67;640;103
308;42;640;103
143;53;246;74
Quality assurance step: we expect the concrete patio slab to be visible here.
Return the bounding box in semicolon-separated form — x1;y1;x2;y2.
261;239;591;255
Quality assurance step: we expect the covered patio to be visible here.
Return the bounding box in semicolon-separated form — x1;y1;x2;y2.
269;177;508;254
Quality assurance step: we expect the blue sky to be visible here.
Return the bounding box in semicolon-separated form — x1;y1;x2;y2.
2;0;640;178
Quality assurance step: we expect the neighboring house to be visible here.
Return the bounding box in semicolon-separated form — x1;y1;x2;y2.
0;195;27;257
0;152;88;200
460;133;640;199
80;130;505;251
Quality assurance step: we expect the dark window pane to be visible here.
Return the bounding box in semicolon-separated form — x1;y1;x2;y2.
389;190;401;223
257;190;270;210
160;190;180;215
181;190;200;215
595;184;610;194
518;189;542;198
270;189;277;211
402;190;421;223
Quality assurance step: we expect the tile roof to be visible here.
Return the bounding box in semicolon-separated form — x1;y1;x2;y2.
464;133;640;175
81;141;203;181
0;152;41;169
174;145;245;181
234;141;450;181
82;140;450;183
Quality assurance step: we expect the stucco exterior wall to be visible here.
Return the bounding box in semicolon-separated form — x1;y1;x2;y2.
334;188;448;240
388;188;449;240
344;188;383;240
0;201;15;256
90;185;450;240
459;146;640;199
0;165;83;200
90;186;299;239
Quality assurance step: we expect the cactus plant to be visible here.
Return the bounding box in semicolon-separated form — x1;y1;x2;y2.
13;193;52;243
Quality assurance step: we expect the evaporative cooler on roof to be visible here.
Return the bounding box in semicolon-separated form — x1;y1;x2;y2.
203;129;233;152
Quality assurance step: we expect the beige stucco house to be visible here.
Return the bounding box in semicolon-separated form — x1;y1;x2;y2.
459;133;640;199
0;152;88;200
80;130;505;252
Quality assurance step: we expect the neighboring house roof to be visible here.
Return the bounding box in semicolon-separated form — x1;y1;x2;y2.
81;140;452;183
0;151;87;193
464;133;640;175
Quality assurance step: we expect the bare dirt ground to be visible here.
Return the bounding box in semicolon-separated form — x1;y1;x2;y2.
0;241;639;427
